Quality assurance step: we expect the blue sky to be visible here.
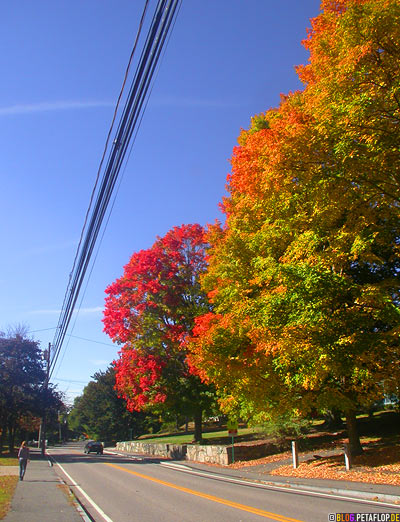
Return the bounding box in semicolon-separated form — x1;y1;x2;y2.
0;0;320;404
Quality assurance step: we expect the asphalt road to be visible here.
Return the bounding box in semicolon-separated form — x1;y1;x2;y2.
48;443;400;522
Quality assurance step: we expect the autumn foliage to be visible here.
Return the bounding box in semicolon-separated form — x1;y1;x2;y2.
102;1;400;454
187;0;400;454
103;224;215;437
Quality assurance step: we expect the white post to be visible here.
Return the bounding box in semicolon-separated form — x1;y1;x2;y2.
343;443;352;471
292;440;299;469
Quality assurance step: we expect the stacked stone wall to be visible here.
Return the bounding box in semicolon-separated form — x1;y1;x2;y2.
116;441;187;460
115;440;280;465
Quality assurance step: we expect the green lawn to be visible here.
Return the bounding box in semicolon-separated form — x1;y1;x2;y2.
131;410;399;447
0;476;18;519
137;427;257;445
0;450;18;467
0;457;18;467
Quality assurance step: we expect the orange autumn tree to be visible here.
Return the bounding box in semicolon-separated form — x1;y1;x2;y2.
188;0;400;456
299;0;400;203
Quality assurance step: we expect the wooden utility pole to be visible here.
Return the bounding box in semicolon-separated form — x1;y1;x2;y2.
40;344;51;456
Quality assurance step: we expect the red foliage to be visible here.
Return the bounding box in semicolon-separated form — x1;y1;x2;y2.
103;224;210;412
113;348;166;411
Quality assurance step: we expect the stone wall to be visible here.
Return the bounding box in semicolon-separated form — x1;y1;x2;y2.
116;441;187;460
115;440;281;465
186;444;230;465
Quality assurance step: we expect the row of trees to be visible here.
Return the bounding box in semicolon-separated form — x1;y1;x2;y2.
0;327;65;452
100;0;399;455
68;366;161;442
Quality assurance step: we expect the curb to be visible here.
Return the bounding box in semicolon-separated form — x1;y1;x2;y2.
46;453;93;522
107;449;400;507
256;479;400;505
162;459;400;507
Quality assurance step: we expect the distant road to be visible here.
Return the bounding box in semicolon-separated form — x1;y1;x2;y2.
48;443;399;522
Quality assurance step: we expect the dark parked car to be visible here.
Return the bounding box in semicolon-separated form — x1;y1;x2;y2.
84;441;103;454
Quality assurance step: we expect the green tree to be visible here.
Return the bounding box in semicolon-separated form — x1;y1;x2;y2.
68;366;158;442
0;328;47;451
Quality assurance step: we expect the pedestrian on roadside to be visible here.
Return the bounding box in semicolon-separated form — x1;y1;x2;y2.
18;441;29;481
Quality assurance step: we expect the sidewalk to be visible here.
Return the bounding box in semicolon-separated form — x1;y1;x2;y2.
3;449;85;522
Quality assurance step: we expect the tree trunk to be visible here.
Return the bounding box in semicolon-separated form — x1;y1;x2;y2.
0;425;4;454
193;410;203;443
344;410;363;456
8;420;16;455
0;414;6;454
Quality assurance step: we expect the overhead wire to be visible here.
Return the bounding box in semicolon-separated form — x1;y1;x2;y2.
61;0;150;297
51;0;179;377
50;0;151;368
51;0;176;359
52;1;183;383
49;0;181;381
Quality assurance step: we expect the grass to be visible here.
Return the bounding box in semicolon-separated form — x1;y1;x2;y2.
137;409;399;440
136;410;400;448
137;427;257;444
0;457;18;467
0;476;18;519
0;448;18;467
57;483;78;508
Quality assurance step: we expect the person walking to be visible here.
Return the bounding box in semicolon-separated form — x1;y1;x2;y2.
17;441;29;481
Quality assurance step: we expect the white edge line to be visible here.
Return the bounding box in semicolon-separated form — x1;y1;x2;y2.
160;461;191;471
105;450;144;461
84;450;400;510
50;456;114;522
160;465;400;509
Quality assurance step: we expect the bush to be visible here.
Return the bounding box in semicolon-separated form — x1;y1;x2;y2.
259;414;311;440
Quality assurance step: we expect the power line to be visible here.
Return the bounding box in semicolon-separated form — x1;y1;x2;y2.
28;327;58;333
53;377;88;384
67;334;115;347
49;0;152;374
64;0;150;296
49;0;181;380
28;328;114;347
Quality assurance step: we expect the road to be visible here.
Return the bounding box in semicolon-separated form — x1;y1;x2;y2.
48;443;400;522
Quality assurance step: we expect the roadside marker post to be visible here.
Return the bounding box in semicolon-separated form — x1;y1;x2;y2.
291;441;299;469
343;443;352;471
227;420;239;464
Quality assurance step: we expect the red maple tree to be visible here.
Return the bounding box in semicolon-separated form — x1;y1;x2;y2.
103;224;215;441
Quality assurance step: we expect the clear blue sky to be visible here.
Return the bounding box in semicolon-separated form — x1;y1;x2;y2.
0;0;320;404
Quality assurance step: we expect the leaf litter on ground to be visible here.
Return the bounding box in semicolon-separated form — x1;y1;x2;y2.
227;440;400;486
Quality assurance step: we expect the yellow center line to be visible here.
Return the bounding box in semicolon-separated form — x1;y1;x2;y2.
105;462;304;522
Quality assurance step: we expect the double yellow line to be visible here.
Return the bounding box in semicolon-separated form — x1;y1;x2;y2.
106;462;303;521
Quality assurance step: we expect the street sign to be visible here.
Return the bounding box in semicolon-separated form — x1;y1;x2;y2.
227;419;238;436
227;420;239;464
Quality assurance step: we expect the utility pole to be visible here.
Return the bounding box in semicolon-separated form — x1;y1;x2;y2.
39;344;51;456
58;410;62;444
